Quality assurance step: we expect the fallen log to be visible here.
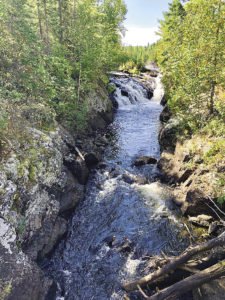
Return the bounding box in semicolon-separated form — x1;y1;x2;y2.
129;250;225;296
123;232;225;291
148;260;225;300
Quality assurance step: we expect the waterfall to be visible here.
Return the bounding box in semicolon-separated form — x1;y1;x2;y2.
151;75;164;102
111;75;164;108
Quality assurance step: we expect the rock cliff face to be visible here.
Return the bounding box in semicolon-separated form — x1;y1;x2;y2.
0;91;113;299
158;102;224;219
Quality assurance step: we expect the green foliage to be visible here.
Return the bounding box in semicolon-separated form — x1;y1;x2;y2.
0;0;127;138
120;44;159;72
0;280;12;300
21;104;56;131
157;0;225;130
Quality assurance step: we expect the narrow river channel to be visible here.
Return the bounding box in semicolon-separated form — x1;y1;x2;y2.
46;75;187;300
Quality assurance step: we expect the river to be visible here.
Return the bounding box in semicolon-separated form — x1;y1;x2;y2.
46;74;187;300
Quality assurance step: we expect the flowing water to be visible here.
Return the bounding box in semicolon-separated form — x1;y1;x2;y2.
46;75;187;300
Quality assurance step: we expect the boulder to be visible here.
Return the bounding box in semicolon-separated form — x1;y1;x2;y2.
0;218;52;300
133;156;157;167
84;152;99;168
122;173;147;185
64;155;89;185
98;162;107;169
182;189;212;216
159;118;180;152
59;170;84;215
160;105;172;123
147;89;154;99
122;173;135;184
121;89;129;97
160;95;167;106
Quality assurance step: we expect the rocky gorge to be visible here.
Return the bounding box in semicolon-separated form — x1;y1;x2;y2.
0;86;115;299
1;69;224;300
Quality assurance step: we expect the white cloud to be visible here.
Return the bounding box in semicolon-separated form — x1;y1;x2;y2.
122;26;159;46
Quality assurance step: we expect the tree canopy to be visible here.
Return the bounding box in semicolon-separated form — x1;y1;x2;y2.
0;0;127;135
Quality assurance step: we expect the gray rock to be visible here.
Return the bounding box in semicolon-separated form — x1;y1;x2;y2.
84;152;99;168
64;155;89;185
159;118;181;152
160;105;172;123
133;156;157;167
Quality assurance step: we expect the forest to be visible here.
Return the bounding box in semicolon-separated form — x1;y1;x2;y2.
0;0;126;140
0;0;225;299
122;0;225;204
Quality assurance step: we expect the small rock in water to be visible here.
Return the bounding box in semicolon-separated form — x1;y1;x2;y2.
122;173;135;184
133;156;157;167
121;89;129;97
102;235;116;248
116;237;134;255
98;162;107;169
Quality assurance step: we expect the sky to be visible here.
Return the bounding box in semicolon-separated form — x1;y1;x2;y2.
122;0;171;46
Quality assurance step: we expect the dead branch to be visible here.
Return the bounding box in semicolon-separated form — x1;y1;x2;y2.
148;260;225;300
75;146;85;161
123;232;225;291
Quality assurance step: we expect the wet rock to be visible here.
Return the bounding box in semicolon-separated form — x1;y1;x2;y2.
122;173;147;185
84;152;99;168
98;162;107;169
159;105;172;123
182;189;212;216
109;167;121;178
0;218;51;300
116;238;134;254
95;136;109;147
147;89;154;99
122;173;135;184
121;89;129;97
102;235;116;248
59;171;84;215
160;95;167;106
159;118;180;152
109;92;119;109
64;155;89;185
133;156;157;167
89;113;107;130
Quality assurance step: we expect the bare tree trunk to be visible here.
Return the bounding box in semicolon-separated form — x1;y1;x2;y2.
148;261;225;300
37;0;43;39
123;232;225;292
58;0;63;43
43;0;50;50
209;81;216;115
77;62;82;103
209;0;222;115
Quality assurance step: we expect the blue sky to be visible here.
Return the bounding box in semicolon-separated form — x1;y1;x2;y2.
122;0;171;46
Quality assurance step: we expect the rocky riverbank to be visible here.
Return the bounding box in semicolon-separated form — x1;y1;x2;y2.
158;103;225;236
0;87;114;299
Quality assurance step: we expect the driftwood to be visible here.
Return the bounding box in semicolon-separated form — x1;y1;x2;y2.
148;261;225;300
123;232;225;292
75;146;85;161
